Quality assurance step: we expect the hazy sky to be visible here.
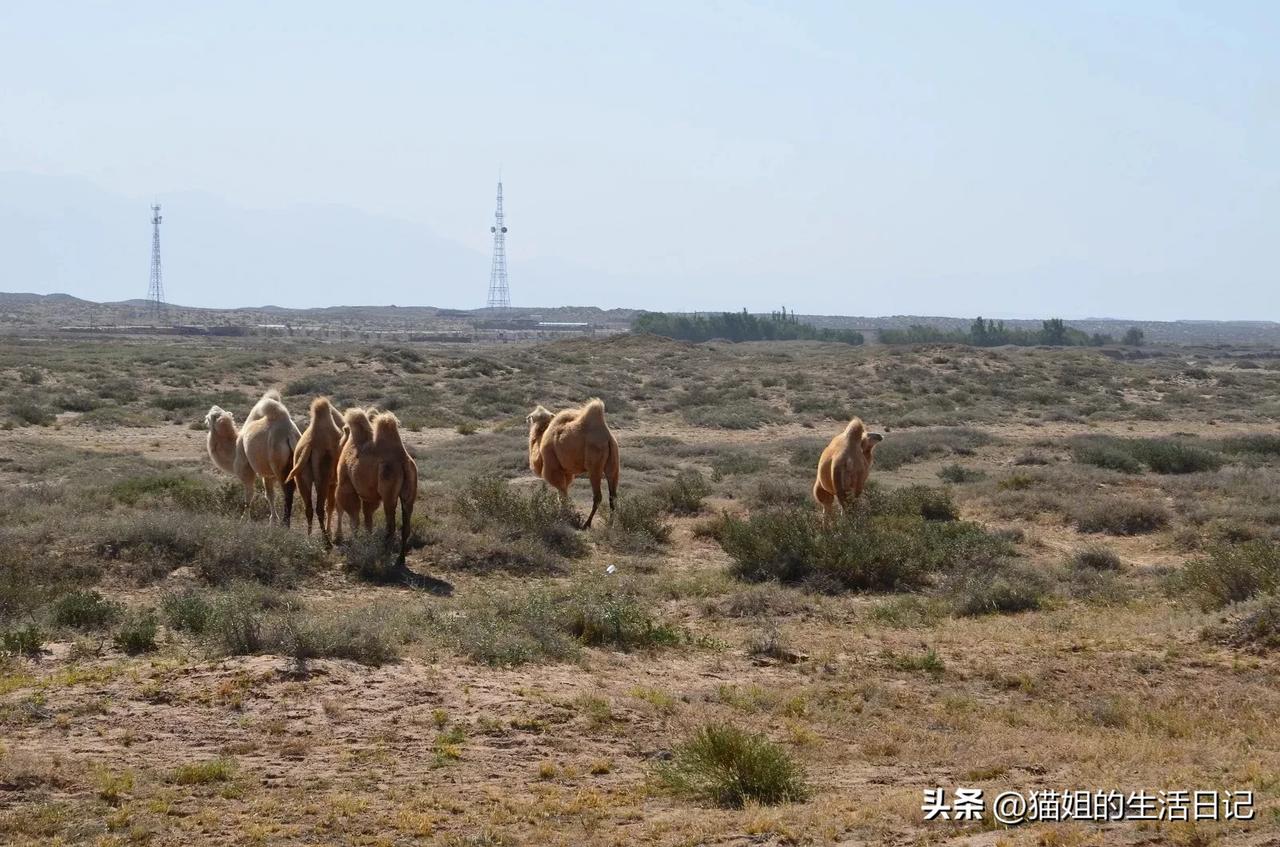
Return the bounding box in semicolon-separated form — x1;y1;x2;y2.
2;1;1277;319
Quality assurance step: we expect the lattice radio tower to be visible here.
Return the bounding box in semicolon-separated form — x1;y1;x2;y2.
486;178;511;310
147;204;165;322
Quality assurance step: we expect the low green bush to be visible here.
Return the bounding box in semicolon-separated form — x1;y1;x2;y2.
113;609;159;654
453;476;586;558
658;724;809;808
51;590;122;630
715;492;1010;592
656;470;712;515
1175;540;1280;609
1072;497;1170;535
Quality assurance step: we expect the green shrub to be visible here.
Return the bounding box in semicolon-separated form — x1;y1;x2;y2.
601;495;671;552
1072;498;1170;535
715;498;1010;592
9;401;54;427
748;479;810;511
657;470;712;515
453;476;586;558
946;560;1050;616
1;624;44;657
51;590;122;630
1176;540;1280;609
866;485;959;521
1136;440;1224;474
681;401;784;430
938;464;985;484
1072;442;1142;474
161;589;215;634
872;427;993;471
113;610;159;654
709;451;770;479
95;513;325;585
1073;436;1225;475
1069;544;1123;571
169;758;235;785
276;608;400;668
888;648;945;677
107;474;217;509
1218;435;1280;458
1207;594;1280;651
658;724;809;808
563;583;681;650
341;534;404;583
435;590;579;666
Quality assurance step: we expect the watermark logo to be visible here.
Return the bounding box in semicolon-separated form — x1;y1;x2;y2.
923;788;1254;825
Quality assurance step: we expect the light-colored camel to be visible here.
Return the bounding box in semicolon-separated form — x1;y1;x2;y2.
334;408;418;564
204;390;301;523
813;416;883;519
526;398;619;528
286;396;345;542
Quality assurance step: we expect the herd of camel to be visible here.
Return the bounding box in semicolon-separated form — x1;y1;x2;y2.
203;389;884;566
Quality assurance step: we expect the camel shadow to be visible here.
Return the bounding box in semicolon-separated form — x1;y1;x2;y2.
393;565;453;596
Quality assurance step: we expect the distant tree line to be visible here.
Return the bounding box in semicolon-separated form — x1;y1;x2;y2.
880;317;1145;348
632;308;864;345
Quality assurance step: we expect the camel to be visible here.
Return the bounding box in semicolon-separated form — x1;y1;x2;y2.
286;396;345;542
334;408;418;564
526;398;619;528
813;416;883;519
204;390;301;524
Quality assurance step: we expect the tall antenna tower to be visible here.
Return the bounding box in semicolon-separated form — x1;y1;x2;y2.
147;204;165;322
486;179;511;310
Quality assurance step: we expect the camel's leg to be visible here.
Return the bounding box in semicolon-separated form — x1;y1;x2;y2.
362;500;376;533
814;481;836;523
584;469;603;529
263;477;279;524
241;478;256;518
315;478;331;546
282;477;295;528
397;495;413;566
381;490;398;550
335;472;357;543
606;469;619;517
297;481;315;535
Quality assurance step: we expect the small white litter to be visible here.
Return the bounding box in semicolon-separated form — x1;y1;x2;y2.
605;564;617;575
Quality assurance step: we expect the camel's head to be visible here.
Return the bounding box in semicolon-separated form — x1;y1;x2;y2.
526;405;554;443
862;431;884;460
204;405;234;433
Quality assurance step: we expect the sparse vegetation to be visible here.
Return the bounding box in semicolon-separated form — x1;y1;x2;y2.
1;329;1279;846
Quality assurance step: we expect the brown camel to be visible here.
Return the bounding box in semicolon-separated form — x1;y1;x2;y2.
204;390;301;523
286;396;345;542
813;416;883;519
334;408;418;564
526;398;619;528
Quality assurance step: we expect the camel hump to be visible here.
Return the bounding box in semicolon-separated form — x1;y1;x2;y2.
373;412;403;445
310;396;333;417
845;417;866;440
343;407;374;443
581;398;607;424
257;398;291;422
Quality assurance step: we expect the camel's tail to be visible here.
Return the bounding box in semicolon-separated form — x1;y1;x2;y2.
845;417;866;440
580;398;607;424
286;440;311;483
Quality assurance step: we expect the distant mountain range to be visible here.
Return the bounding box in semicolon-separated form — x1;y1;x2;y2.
3;291;1278;346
